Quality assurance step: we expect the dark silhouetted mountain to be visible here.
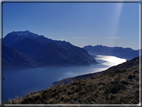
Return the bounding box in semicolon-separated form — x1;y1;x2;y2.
37;38;97;64
84;45;139;60
4;39;90;66
33;35;53;45
68;46;97;64
3;31;98;66
3;45;38;70
3;30;42;46
34;42;89;66
33;37;97;64
9;38;42;58
31;33;97;64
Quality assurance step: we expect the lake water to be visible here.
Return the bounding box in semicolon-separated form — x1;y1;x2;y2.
2;55;126;102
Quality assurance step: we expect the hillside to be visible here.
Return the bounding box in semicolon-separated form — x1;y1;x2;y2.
53;56;139;86
3;45;38;70
8;38;43;58
4;56;140;104
34;42;89;66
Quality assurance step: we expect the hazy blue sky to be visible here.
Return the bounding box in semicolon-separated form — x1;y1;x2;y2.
3;2;139;49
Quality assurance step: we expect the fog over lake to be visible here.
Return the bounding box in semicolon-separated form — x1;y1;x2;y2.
3;55;126;102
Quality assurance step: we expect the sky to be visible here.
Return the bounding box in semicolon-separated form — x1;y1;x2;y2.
2;2;140;50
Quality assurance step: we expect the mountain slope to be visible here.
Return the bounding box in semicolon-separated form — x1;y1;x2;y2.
33;33;97;64
5;56;140;104
3;30;40;46
68;46;97;64
3;31;98;65
9;38;43;58
3;45;38;70
83;45;139;60
33;42;89;66
34;38;97;64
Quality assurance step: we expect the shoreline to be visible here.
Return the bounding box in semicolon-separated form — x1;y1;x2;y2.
2;55;128;102
3;56;139;104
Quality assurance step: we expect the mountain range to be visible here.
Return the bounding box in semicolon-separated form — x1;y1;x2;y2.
83;45;139;60
3;30;139;70
3;31;97;69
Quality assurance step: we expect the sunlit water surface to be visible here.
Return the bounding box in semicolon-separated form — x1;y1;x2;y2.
3;55;126;102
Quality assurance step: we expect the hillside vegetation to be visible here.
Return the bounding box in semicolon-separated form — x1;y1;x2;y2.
4;57;140;104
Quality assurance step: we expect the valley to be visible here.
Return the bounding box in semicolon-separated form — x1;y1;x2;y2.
2;31;140;104
2;2;140;105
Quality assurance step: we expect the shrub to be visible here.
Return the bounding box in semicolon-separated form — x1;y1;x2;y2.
98;82;105;86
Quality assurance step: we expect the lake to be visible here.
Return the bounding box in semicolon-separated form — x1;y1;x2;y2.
2;55;126;102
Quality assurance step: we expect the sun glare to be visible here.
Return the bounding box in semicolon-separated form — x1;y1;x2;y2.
96;55;126;66
108;3;123;45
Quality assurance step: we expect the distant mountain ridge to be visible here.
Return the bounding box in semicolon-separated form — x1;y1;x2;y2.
83;45;139;60
3;31;97;69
